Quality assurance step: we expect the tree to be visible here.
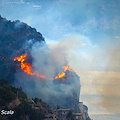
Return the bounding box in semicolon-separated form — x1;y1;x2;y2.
0;79;9;85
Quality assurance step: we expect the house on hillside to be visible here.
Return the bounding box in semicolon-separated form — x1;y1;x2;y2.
54;109;74;120
54;102;90;120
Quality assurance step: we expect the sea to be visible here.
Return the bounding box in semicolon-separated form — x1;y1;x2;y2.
90;113;120;120
80;95;120;120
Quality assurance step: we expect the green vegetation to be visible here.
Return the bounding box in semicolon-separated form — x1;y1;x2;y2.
0;79;27;106
0;78;9;85
33;97;42;104
0;79;51;120
8;100;45;120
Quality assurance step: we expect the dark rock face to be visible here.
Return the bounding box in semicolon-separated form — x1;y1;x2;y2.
50;70;80;113
0;15;45;83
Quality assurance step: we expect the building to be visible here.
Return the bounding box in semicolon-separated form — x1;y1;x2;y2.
54;109;74;120
44;113;56;120
73;113;83;120
54;102;90;120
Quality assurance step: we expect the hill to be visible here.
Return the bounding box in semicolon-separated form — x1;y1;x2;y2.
0;79;53;120
0;15;45;83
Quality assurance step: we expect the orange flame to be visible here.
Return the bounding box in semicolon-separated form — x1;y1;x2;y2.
14;54;74;80
14;53;46;78
17;51;20;53
54;71;65;79
62;65;74;72
53;65;73;80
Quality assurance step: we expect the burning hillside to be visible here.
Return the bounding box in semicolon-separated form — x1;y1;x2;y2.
14;53;46;78
0;15;45;83
13;53;75;80
13;52;80;112
13;53;80;112
0;16;80;112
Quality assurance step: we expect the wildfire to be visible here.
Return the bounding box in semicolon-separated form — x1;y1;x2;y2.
14;53;46;78
62;65;74;72
17;51;20;53
53;65;74;80
54;71;65;79
14;53;74;80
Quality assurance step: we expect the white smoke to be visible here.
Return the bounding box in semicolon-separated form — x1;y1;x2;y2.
14;35;81;106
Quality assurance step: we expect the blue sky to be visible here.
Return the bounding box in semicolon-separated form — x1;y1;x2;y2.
0;0;120;43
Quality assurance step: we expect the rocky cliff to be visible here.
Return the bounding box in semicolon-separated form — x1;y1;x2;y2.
0;16;81;113
0;15;45;83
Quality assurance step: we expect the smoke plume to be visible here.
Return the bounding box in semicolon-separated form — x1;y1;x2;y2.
14;35;81;108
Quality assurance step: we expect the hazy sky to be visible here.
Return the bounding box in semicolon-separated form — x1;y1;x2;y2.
0;0;120;119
